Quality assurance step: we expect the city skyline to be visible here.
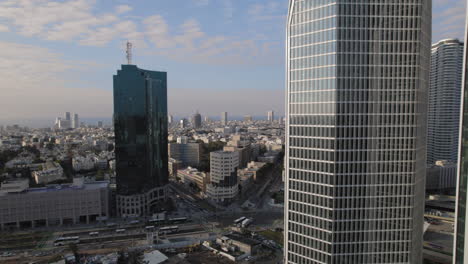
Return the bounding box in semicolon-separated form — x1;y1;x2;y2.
0;0;465;122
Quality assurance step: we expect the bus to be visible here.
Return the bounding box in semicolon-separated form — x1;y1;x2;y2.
168;217;188;224
148;218;166;225
158;226;179;235
115;229;126;233
234;216;247;225
89;232;99;237
54;236;80;246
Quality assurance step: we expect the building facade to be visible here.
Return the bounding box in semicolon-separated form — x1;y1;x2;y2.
192;112;202;128
113;64;168;217
0;178;109;229
428;39;464;165
285;1;431;263
221;112;228;126
267;111;274;122
72;113;79;129
168;142;201;168
206;151;238;203
454;9;468;264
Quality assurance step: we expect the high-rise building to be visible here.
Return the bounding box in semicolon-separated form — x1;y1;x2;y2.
221;112;228;126
206;151;238;203
113;64;168;217
427;39;464;165
97;121;103;128
72;113;79;129
192;111;202;128
180;118;187;128
168;114;173;124
267;111;274;122
285;1;431;263
65;112;71;121
454;9;468;264
244;115;253;122
168;141;201;168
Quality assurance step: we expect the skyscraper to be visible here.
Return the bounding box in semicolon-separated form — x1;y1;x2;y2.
168;114;173;125
65;112;71;121
427;39;464;165
454;9;468;264
113;64;168;217
192;111;202;128
267;111;274;122
221;112;228;126
72;113;79;129
285;1;431;263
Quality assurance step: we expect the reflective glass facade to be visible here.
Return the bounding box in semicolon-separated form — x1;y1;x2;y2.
113;65;168;196
285;1;431;263
428;39;464;165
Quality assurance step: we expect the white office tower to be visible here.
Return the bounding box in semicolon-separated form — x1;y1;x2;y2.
285;1;431;263
168;114;173;124
206;151;238;203
72;113;80;129
427;39;464;165
221;112;228;126
267;111;274;122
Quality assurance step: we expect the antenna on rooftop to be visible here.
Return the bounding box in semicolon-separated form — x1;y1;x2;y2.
126;41;133;65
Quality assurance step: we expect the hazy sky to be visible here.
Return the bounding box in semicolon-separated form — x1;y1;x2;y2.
0;0;466;124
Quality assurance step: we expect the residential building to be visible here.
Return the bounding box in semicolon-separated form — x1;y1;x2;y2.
72;155;95;171
224;135;251;169
168;158;183;178
285;1;431;263
221;112;228;126
113;64;168;217
177;167;209;192
454;9;468;264
168;141;201;167
206;151;238;203
32;161;65;184
428;39;464;165
0;178;109;229
244;115;253;122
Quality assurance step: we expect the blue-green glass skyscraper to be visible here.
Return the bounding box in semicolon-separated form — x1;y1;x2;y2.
113;64;168;217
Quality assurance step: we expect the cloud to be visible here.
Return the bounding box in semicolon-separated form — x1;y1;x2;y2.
0;0;282;66
0;41;111;120
116;5;132;14
433;0;467;41
248;1;284;21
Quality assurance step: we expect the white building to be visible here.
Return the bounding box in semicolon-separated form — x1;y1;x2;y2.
206;151;238;203
72;156;95;171
32;162;65;184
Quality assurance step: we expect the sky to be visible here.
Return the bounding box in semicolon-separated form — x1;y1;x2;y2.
0;0;466;126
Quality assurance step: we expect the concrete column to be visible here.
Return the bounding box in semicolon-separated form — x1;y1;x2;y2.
16;221;20;228
59;218;63;226
31;220;35;228
86;215;89;224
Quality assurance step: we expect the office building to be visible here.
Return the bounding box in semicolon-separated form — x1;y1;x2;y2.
0;178;109;229
285;1;431;263
206;151;238;203
97;121;103;128
177;167;209;192
72;113;79;129
428;39;464;165
65;112;71;121
454;9;468;264
180;118;187;128
426;160;457;192
168;114;173;124
267;111;274;122
168;141;201;168
192;111;202;128
113;64;168;217
221;112;228;126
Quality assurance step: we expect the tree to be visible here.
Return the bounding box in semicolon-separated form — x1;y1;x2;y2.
117;250;128;264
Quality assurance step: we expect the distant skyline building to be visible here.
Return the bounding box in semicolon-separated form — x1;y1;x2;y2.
427;39;464;165
285;1;431;263
244;115;253;122
113;64;168;217
192;111;202;128
454;10;468;264
267;111;274;122
180;118;187;128
168;114;173;124
97;121;103;128
65;112;71;121
221;112;228;126
72;113;79;129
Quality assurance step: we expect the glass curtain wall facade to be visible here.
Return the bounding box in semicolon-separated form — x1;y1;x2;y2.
113;65;168;217
454;10;468;264
427;39;464;165
285;1;431;263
